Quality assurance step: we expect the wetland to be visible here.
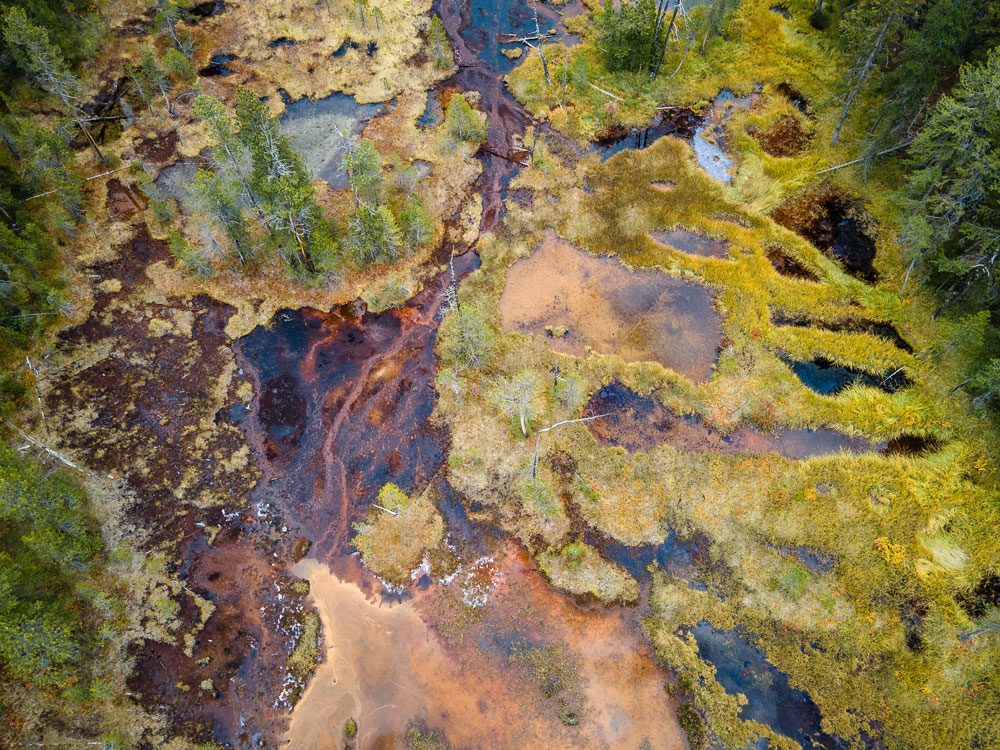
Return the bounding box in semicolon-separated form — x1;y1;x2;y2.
1;2;998;750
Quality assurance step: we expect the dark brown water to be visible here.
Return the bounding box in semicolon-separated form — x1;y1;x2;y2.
434;0;582;232
584;382;885;458
236;252;479;561
649;227;731;259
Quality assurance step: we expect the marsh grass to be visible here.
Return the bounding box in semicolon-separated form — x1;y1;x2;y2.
436;41;1000;744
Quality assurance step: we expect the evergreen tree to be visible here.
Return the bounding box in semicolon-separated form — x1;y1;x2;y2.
860;0;987;160
193;94;263;218
235;87;325;271
399;195;432;249
1;8;107;165
444;93;487;143
1;7;83;111
905;47;1000;307
349;203;401;266
343;138;384;207
0;0;98;65
191;168;251;265
428;14;453;70
596;0;662;72
696;0;740;55
11;115;84;220
128;47;173;116
0;445;104;687
831;0;923;145
440;303;493;370
151;0;194;58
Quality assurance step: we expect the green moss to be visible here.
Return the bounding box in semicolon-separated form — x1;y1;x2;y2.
773;563;808;599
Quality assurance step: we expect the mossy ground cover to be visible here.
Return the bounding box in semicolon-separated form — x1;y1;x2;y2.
434;4;1000;746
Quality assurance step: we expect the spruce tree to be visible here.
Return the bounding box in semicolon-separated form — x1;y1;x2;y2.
349;203;401;266
905;48;1000;306
234;87;324;271
191;168;251;266
343;138;384;207
1;7;83;111
444;94;487;143
428;14;453;70
399;195;432;249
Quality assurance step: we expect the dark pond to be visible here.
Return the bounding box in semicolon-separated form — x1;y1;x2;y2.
684;622;841;749
771;186;879;283
779;354;910;396
235;252;480;560
417;90;444;128
279;93;384;189
649;227;730;259
189;0;225;19
597;108;700;160
199;54;235;77
765;244;821;281
585;383;885;458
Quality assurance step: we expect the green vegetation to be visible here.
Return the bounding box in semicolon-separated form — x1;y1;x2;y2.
439;303;495;370
444;93;487;144
351;483;445;585
772;563;808;599
0;444;109;688
344;716;358;739
404;725;451;750
433;0;1000;735
428;14;453;70
540;542;639;605
2;0;1000;746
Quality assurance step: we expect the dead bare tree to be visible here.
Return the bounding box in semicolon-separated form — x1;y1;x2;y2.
531;414;607;478
832;14;893;145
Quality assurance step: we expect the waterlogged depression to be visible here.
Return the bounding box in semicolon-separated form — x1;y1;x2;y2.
286;547;687;749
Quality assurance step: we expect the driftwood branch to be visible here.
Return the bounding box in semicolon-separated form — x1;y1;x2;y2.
372;504;399;516
531;414;608;477
588;82;623;102
1;418;79;470
816;140;914;175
